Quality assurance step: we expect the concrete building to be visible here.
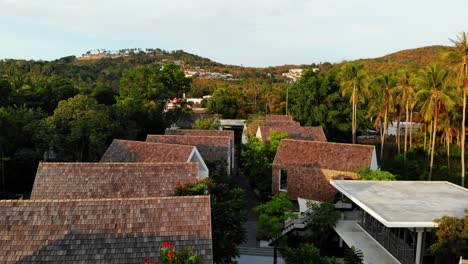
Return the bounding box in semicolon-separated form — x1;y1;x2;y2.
331;180;468;264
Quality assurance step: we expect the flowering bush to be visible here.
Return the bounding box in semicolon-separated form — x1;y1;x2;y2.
144;241;200;264
175;179;209;196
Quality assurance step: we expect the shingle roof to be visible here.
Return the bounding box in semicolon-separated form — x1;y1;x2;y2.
31;162;198;199
100;139;194;163
273;139;375;171
0;196;212;263
265;115;293;122
258;125;327;142
165;129;234;140
146;135;230;162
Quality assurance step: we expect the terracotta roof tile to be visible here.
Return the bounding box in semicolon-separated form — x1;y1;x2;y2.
146;135;230;162
165;129;234;140
31;162;198;199
273;139;375;171
100;139;194;163
0;196;212;263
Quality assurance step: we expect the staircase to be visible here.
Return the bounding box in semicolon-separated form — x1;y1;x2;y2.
238;246;275;257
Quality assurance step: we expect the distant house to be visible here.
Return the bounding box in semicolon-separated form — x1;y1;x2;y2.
147;135;232;176
30;162;199;199
100;139;209;179
256;125;327;142
331;180;468;264
272;139;377;201
165;129;235;171
0;196;213;263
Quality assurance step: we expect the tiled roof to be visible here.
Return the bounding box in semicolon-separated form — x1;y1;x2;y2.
165;129;234;140
31;162;198;199
100;139;194;163
258;125;327;142
265;115;293;122
273;139;374;172
146;135;230;162
0;196;212;263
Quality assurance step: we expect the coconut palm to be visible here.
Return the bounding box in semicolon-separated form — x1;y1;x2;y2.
447;32;468;187
415;64;456;181
373;73;398;160
398;71;416;161
340;64;368;144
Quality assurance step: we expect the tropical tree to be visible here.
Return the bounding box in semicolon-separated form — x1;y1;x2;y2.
398;71;416;161
373;73;397;160
415;64;456;180
340;64;368;144
447;32;468;187
255;193;296;264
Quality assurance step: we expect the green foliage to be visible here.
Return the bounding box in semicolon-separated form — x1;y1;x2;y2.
207;87;246;119
0;106;46;194
175;178;246;263
44;94;116;162
290;69;352;141
344;246;364;264
305;202;338;247
193;117;220;130
255;193;296;240
355;168;397;181
283;243;336;264
429;210;468;260
241;131;288;199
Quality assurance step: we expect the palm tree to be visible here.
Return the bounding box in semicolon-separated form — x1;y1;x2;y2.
340;64;368;144
415;64;456;181
447;32;468;187
398;71;416;161
373;73;397;160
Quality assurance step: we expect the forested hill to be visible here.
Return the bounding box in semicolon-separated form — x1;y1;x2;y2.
340;45;455;74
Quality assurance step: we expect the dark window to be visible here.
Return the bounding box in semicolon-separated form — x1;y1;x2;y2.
279;170;288;190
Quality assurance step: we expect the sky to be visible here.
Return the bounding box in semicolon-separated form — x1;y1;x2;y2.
0;0;467;67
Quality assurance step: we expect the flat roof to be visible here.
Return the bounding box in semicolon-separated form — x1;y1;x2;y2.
330;180;468;228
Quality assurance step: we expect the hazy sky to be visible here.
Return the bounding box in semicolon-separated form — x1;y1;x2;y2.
1;0;467;67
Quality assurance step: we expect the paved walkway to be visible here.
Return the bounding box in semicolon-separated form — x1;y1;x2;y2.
334;220;400;264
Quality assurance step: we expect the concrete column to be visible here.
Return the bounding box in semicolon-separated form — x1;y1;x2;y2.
415;229;423;264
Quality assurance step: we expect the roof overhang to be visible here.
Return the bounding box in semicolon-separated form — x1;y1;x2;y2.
330;180;444;228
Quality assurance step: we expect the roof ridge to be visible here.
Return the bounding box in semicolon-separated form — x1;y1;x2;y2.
39;162;196;166
148;134;231;139
283;139;374;148
113;139;195;148
0;195;210;203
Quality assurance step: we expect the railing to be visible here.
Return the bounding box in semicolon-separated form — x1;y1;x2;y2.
360;214;415;264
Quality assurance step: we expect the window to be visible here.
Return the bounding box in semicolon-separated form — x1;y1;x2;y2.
279;170;288;191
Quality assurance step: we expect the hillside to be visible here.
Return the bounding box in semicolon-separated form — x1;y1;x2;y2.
342;45;455;74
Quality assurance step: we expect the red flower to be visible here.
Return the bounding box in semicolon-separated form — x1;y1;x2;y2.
167;251;176;259
162;241;174;248
143;257;151;263
176;182;181;187
182;185;186;189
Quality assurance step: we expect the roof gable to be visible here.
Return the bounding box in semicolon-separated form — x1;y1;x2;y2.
31;162;199;199
100;139;194;163
0;196;212;263
274;139;374;171
165;129;234;140
146;135;230;161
